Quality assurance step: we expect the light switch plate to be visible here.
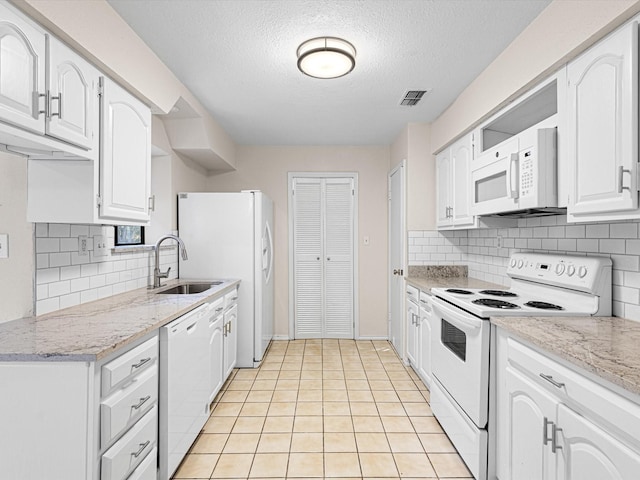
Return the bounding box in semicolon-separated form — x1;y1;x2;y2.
78;235;89;256
93;235;107;257
0;234;8;259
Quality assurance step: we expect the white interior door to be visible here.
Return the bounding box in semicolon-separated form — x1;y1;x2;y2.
388;162;406;356
291;175;355;339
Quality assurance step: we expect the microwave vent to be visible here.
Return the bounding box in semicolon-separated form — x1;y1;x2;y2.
400;90;430;106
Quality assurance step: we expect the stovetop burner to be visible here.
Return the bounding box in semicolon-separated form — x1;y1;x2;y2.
446;289;474;295
524;301;564;310
472;298;520;309
479;289;518;297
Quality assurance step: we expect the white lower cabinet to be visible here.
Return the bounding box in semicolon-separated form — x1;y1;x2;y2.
417;291;432;387
495;328;640;480
406;285;419;367
0;333;158;480
208;297;225;404
223;300;238;379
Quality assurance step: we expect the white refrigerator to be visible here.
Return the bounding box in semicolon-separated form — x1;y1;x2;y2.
178;191;274;367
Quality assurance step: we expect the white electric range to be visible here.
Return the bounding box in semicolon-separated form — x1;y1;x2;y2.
428;252;612;480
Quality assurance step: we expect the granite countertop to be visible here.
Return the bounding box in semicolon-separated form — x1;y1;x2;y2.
0;279;240;362
405;265;503;293
492;316;640;397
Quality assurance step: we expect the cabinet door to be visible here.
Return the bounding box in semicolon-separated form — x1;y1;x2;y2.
223;304;237;379
436;150;452;228
209;314;224;404
451;135;475;227
418;305;432;386
0;2;46;134
99;77;151;223
567;21;639;218
557;404;640;480
406;299;418;366
501;365;557;480
47;36;99;150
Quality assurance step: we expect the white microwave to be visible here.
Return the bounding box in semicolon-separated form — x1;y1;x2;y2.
470;126;558;216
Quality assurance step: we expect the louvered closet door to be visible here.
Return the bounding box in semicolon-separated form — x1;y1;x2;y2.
293;177;354;339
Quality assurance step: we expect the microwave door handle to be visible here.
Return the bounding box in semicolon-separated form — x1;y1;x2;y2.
508;153;519;199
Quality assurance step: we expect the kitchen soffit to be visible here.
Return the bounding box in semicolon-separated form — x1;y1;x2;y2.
108;0;551;146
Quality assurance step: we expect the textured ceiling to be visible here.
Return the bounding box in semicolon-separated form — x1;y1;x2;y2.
108;0;551;146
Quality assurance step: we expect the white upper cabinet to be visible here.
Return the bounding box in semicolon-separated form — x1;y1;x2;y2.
0;1;46;135
47;37;99;150
0;2;99;154
567;20;640;222
436;133;477;230
99;77;151;223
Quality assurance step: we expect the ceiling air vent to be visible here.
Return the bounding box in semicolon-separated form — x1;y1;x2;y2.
400;89;430;106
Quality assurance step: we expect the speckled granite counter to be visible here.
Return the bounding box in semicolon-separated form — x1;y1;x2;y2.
0;279;239;362
406;265;503;293
492;316;640;397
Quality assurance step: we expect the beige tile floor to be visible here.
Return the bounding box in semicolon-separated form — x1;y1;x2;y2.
172;339;473;479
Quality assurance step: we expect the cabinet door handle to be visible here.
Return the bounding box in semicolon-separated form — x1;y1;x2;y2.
215;307;224;313
551;424;563;453
37;91;48;117
132;357;151;369
131;440;150;458
50;92;62;119
540;373;565;389
228;321;232;334
618;166;632;193
543;417;553;446
131;395;151;410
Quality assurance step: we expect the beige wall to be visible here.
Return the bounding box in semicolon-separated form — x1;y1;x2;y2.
432;0;640;152
0;152;33;323
206;146;390;339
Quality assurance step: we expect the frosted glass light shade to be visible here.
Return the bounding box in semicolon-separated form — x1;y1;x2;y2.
297;37;356;79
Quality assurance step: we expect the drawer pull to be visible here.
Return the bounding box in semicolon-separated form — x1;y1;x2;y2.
132;357;151;370
231;296;238;301
131;440;150;458
540;373;565;388
132;395;151;410
215;307;224;313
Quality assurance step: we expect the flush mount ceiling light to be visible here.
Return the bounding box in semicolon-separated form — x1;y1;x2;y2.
297;37;356;79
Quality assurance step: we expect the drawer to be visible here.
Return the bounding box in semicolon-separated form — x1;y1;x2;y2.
418;291;432;312
101;365;158;447
102;336;158;396
211;296;225;316
101;405;157;480
126;446;157;480
406;285;419;303
224;288;239;308
506;335;640;443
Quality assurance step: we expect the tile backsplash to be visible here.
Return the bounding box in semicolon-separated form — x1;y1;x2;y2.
409;215;640;321
35;224;178;315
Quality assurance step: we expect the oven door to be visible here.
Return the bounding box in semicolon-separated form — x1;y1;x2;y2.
471;137;520;215
431;296;490;428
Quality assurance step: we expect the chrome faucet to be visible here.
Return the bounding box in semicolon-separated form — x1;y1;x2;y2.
153;234;188;288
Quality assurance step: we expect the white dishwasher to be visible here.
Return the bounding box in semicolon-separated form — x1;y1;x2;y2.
159;302;213;480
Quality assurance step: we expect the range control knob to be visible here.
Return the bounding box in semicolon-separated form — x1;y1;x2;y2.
517;259;524;269
567;265;576;276
578;266;588;278
555;263;565;275
510;258;517;268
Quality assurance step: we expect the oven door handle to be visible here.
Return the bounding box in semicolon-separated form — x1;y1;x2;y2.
431;297;482;331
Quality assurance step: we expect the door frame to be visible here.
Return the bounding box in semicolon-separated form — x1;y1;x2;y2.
287;172;359;339
388;161;406;357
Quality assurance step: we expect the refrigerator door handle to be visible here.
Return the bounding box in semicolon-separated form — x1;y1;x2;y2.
263;221;273;282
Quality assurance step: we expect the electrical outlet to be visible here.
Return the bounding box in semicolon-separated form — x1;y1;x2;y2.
94;235;107;257
497;235;503;248
0;234;8;259
78;235;89;256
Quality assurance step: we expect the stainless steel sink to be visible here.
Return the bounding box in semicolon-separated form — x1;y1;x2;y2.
156;282;223;294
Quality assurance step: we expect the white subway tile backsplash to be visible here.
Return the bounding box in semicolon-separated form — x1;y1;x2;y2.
35;223;178;315
409;215;640;322
48;224;70;237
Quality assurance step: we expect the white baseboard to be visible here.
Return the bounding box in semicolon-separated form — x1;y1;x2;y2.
271;335;291;341
357;336;389;341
